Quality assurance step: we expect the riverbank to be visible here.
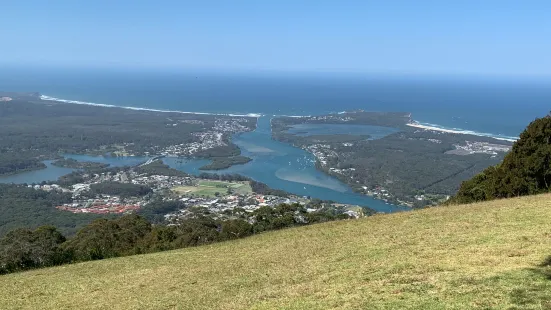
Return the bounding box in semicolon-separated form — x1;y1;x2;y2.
0;164;47;177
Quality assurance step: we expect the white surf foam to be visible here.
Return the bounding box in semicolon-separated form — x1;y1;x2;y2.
275;114;311;118
39;95;263;118
407;121;518;142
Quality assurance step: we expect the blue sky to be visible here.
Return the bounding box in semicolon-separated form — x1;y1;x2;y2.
1;0;550;76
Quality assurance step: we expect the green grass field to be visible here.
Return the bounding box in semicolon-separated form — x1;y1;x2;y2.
172;180;252;198
2;194;551;309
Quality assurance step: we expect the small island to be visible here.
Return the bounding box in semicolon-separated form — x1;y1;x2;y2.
51;158;110;170
0;158;46;176
199;156;252;170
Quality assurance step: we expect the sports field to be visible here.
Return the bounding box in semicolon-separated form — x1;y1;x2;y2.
172;180;252;197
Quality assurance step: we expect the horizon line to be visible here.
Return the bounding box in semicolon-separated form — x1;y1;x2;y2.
2;63;551;81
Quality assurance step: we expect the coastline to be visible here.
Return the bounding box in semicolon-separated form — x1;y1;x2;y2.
40;95;264;118
406;121;518;142
8;91;511;211
40;94;518;143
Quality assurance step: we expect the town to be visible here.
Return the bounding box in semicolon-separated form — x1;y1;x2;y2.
304;144;339;167
446;141;512;157
157;118;255;157
31;161;365;221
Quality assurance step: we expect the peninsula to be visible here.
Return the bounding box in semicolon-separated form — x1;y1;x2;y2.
272;111;512;207
0;92;257;176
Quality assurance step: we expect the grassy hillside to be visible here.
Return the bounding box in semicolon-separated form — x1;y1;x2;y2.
1;195;551;309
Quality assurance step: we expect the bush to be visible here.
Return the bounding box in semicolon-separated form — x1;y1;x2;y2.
63;215;152;261
0;226;69;274
450;116;551;204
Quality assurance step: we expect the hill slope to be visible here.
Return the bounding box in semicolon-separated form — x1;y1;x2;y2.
1;195;551;309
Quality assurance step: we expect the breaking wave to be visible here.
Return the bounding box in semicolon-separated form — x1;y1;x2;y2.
407;121;518;142
39;95;263;118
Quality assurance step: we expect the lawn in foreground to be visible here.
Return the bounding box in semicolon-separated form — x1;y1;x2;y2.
1;194;551;309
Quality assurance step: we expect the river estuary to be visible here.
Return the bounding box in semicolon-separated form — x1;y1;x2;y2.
0;116;405;212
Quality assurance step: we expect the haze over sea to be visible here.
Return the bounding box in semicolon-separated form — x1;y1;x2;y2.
2;66;551;212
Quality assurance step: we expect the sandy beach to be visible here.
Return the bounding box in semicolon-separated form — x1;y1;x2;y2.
40;95;263;118
406;122;518;142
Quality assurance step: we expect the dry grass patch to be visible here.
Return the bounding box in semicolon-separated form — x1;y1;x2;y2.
1;194;551;309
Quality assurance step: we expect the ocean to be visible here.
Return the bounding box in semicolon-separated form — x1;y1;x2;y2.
1;66;550;212
2;67;550;139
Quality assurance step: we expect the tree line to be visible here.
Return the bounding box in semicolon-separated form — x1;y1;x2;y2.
0;203;351;275
450;115;551;204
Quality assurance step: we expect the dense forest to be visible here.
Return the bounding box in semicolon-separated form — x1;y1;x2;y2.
135;160;188;177
326;130;506;205
192;144;241;158
51;158;109;170
0;93;255;175
0;204;352;275
450;115;551;204
0;184;108;237
199;156;252;170
0;154;46;176
271;111;412;134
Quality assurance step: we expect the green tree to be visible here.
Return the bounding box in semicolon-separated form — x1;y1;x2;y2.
219;219;253;240
139;226;179;252
63;215;152;261
451;115;551;204
0;226;68;274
